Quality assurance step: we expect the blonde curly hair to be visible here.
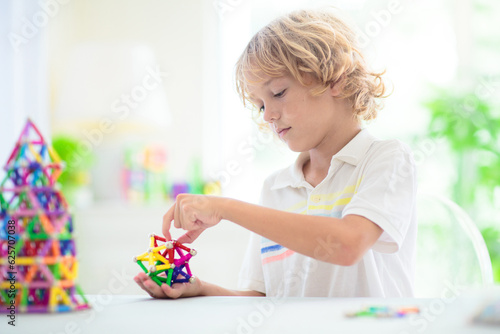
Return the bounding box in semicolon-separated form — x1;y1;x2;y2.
235;8;387;122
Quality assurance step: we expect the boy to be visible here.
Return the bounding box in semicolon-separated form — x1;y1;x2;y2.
134;8;417;298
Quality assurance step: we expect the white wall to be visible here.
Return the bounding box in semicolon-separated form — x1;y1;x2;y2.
46;0;253;294
48;0;209;188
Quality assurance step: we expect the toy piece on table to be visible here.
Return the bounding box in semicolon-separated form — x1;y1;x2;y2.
472;299;500;326
134;234;197;287
0;119;90;313
345;305;420;318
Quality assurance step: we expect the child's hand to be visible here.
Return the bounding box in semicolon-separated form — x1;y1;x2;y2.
134;272;203;299
162;194;223;243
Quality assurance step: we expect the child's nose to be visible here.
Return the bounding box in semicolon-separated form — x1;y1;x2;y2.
263;105;279;123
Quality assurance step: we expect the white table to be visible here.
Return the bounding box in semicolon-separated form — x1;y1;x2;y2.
2;288;499;334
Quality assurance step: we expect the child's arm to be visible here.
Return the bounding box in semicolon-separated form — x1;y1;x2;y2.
163;194;383;266
134;272;265;298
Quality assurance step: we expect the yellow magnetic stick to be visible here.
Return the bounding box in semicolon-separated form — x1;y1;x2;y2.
59;288;71;305
49;287;57;308
60;262;71;280
155;264;171;271
53;286;71;306
0;282;21;289
153;252;170;266
27;143;43;164
148;250;154;266
48;145;62;163
152;245;166;253
70;261;79;280
15;257;35;265
136;252;148;261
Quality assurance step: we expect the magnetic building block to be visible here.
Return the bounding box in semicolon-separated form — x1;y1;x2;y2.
0;119;90;313
134;234;197;287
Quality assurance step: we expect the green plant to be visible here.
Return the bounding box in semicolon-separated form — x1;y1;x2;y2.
481;227;500;282
424;88;500;282
426;90;500;203
51;135;93;202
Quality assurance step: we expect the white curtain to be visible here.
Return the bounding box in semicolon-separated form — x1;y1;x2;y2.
0;0;49;178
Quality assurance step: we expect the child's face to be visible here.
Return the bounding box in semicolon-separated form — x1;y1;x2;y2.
246;70;357;153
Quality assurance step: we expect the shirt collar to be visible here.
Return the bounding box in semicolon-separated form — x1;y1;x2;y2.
271;128;377;190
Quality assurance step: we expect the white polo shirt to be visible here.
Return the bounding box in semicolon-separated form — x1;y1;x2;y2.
238;129;417;297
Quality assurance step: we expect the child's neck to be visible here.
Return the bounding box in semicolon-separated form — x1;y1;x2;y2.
303;126;361;187
302;159;327;188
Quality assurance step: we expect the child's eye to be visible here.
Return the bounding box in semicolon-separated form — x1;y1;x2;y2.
274;89;286;98
259;105;265;113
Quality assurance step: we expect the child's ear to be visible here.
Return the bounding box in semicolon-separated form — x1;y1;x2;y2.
329;74;345;97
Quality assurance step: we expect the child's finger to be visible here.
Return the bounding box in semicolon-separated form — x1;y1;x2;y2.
134;272;150;285
162;202;176;240
160;282;183;299
177;229;204;244
134;273;159;297
173;200;182;229
133;274;147;290
136;273;169;299
142;278;168;298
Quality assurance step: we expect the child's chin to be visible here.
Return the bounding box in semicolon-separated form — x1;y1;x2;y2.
286;142;305;153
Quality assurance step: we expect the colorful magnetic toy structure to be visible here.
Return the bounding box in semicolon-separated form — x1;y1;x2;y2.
345;305;420;318
0;119;90;313
134;234;197;286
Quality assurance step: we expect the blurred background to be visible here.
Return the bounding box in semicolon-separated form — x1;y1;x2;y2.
0;0;499;295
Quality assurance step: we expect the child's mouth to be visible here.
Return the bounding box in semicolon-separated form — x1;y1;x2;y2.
278;127;291;138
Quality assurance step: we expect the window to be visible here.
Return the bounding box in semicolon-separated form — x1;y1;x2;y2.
0;1;50;178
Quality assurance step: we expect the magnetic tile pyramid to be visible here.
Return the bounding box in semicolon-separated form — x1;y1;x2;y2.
0;119;90;313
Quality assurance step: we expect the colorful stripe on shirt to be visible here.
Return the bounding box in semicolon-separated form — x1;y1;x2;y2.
260;179;362;265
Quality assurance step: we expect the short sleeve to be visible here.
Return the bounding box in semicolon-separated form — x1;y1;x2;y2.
237;231;266;294
342;141;417;254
